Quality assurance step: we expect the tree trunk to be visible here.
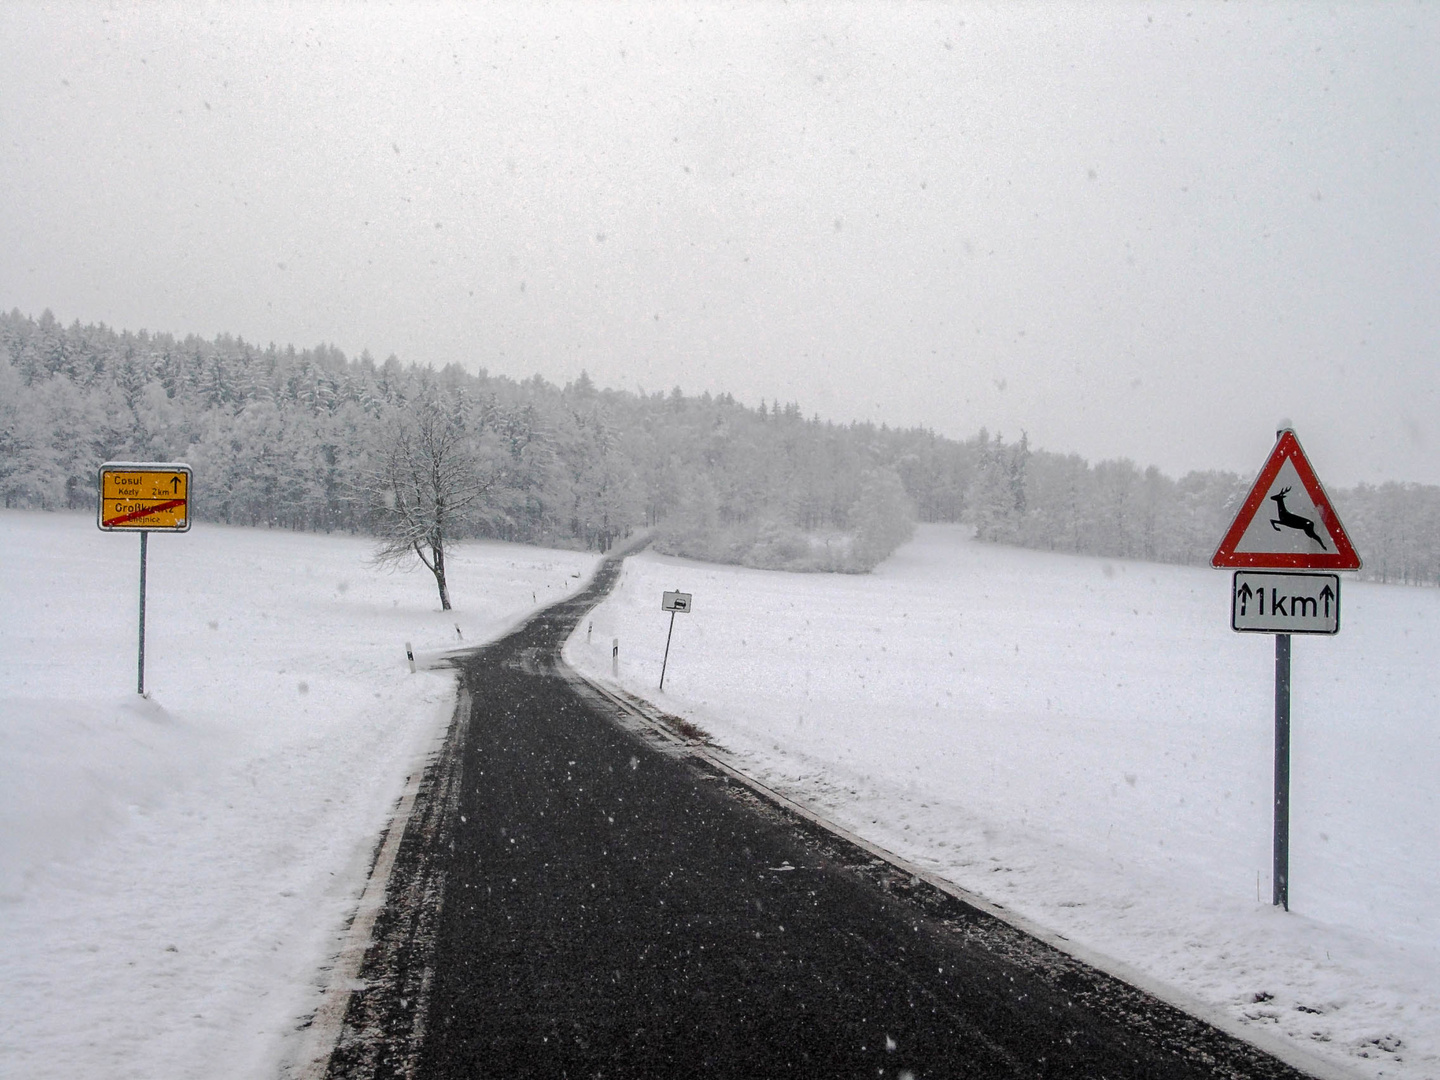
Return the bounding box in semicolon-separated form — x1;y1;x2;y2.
432;536;452;610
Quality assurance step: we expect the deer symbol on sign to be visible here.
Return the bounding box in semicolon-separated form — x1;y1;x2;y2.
1269;487;1328;550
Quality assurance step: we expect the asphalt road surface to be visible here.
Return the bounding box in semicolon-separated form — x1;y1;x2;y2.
322;548;1315;1080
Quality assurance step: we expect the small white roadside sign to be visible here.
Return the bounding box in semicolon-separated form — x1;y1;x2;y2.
659;590;692;690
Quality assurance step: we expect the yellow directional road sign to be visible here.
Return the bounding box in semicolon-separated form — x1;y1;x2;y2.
98;462;193;532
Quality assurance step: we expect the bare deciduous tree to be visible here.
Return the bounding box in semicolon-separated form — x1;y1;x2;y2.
365;390;500;610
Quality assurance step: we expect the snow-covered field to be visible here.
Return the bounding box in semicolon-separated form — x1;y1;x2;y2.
566;526;1440;1080
5;510;1434;1080
0;509;598;1080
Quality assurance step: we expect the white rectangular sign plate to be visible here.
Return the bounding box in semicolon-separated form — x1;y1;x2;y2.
1231;571;1340;635
662;591;693;613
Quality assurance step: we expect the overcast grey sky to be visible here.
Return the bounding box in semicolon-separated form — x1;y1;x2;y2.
2;2;1437;486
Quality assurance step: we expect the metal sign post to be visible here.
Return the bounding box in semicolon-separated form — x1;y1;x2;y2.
1230;569;1339;911
98;462;193;695
138;531;148;695
659;591;693;691
1273;633;1291;909
660;610;677;690
1212;429;1358;911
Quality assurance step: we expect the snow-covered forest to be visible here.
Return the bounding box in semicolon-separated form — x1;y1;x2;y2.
2;308;1437;585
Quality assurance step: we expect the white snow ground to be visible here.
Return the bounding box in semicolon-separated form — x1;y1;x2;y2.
0;509;598;1080
4;511;1434;1080
565;525;1440;1080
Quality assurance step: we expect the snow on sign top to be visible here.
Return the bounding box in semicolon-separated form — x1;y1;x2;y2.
1212;431;1360;570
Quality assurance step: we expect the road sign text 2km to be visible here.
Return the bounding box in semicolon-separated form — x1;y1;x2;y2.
98;462;192;532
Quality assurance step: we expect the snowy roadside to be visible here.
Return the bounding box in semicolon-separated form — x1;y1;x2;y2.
565;525;1440;1080
0;509;598;1080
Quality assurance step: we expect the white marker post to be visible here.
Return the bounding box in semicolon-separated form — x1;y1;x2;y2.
612;637;619;678
1212;429;1360;911
659;590;693;691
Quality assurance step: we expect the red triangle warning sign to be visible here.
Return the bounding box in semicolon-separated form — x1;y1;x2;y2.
1213;430;1361;570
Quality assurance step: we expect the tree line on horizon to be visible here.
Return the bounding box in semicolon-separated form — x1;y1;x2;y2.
2;308;1436;592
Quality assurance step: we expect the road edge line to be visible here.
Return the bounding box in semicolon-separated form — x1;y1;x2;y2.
287;680;465;1080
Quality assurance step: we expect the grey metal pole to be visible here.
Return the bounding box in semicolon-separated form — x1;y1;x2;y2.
659;610;677;690
138;530;148;696
1273;632;1291;910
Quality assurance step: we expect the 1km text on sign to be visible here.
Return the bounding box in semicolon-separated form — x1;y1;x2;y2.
1231;571;1340;635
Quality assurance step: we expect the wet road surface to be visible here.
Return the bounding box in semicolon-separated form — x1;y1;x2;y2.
323;549;1315;1080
